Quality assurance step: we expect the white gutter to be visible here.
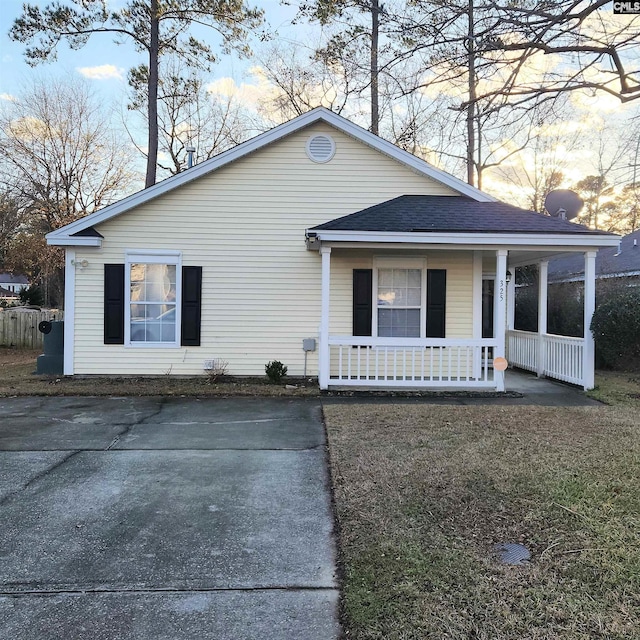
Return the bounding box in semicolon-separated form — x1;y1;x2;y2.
309;230;620;248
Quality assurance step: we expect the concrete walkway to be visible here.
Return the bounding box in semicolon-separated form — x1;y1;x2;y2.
0;397;340;640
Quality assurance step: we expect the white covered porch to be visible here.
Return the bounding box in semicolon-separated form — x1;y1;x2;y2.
308;193;620;393
316;246;604;392
506;253;597;389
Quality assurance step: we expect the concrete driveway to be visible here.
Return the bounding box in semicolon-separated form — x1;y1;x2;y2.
0;397;340;639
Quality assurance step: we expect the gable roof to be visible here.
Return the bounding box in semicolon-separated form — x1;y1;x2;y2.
47;108;495;247
549;229;640;282
311;195;616;235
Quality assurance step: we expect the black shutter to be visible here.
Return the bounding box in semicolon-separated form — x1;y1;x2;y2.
426;269;446;338
104;264;125;344
181;266;202;346
353;269;373;336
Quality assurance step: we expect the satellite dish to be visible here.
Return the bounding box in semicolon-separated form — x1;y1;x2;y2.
544;189;583;221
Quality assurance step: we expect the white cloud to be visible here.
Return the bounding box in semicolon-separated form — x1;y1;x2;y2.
206;75;264;109
0;93;17;102
76;64;125;81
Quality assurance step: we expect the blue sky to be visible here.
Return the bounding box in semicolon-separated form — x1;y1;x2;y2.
0;0;303;102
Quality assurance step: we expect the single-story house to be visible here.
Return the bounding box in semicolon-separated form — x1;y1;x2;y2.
548;229;640;287
0;273;28;294
47;107;619;390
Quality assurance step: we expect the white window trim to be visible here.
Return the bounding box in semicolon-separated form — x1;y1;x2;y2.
372;257;427;339
125;250;182;348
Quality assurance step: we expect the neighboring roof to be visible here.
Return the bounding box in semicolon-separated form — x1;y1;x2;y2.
311;195;615;235
549;229;640;282
47;107;496;247
0;273;28;285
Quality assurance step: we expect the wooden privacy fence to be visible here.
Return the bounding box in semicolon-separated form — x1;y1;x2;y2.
0;310;64;349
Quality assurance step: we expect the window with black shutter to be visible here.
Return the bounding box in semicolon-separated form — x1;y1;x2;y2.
353;269;372;336
426;269;446;338
181;266;202;346
104;264;125;344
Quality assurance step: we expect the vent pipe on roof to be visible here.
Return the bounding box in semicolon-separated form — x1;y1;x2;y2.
186;145;196;169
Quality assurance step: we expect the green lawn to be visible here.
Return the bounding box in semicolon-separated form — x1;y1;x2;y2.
324;390;640;638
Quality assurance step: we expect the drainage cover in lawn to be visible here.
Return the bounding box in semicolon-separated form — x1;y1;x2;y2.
494;543;531;565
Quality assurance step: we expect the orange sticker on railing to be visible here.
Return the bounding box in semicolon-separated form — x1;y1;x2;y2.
494;357;508;371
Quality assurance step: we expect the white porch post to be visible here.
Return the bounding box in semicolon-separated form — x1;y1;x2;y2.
318;246;331;390
472;250;483;378
537;260;548;378
495;249;508;392
583;251;597;390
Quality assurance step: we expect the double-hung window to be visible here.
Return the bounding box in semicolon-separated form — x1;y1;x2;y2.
377;268;422;337
125;251;182;346
361;258;445;339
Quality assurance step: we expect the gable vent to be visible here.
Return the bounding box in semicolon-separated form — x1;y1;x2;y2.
306;134;336;163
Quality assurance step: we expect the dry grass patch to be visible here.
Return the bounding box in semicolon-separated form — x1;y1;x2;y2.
0;348;318;397
325;404;640;639
588;371;640;407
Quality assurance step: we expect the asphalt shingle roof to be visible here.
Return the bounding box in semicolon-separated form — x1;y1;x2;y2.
548;229;640;281
0;273;28;285
311;195;614;235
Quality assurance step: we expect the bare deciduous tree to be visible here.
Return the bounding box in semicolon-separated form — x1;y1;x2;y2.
128;59;255;177
0;78;136;305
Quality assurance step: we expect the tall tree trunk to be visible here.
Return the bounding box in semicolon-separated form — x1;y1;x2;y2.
466;0;476;187
145;0;160;188
370;0;379;135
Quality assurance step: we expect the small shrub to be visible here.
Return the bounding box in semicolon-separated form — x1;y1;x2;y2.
590;288;640;370
265;360;288;384
205;359;229;383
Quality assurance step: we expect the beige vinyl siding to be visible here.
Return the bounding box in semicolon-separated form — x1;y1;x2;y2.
71;123;459;375
329;250;473;338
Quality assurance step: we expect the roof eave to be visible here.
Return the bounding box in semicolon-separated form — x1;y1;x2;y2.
46;234;103;247
308;229;621;248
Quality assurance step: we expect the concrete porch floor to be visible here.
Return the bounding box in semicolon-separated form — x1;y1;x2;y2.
503;368;601;406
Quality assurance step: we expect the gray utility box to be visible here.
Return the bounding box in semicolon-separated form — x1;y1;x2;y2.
37;321;64;375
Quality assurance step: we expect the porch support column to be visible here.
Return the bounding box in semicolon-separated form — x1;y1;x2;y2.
318;246;332;390
537;260;548;378
472;251;483;379
495;249;508;392
583;251;597;390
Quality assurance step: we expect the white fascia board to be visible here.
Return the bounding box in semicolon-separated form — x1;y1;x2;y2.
317;230;621;248
48;108;496;242
46;235;102;247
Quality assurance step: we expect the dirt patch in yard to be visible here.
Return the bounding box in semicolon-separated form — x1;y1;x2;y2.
0;348;319;397
325;403;640;639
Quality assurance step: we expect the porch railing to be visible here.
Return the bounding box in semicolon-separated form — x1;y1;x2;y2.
507;330;584;386
327;336;497;387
